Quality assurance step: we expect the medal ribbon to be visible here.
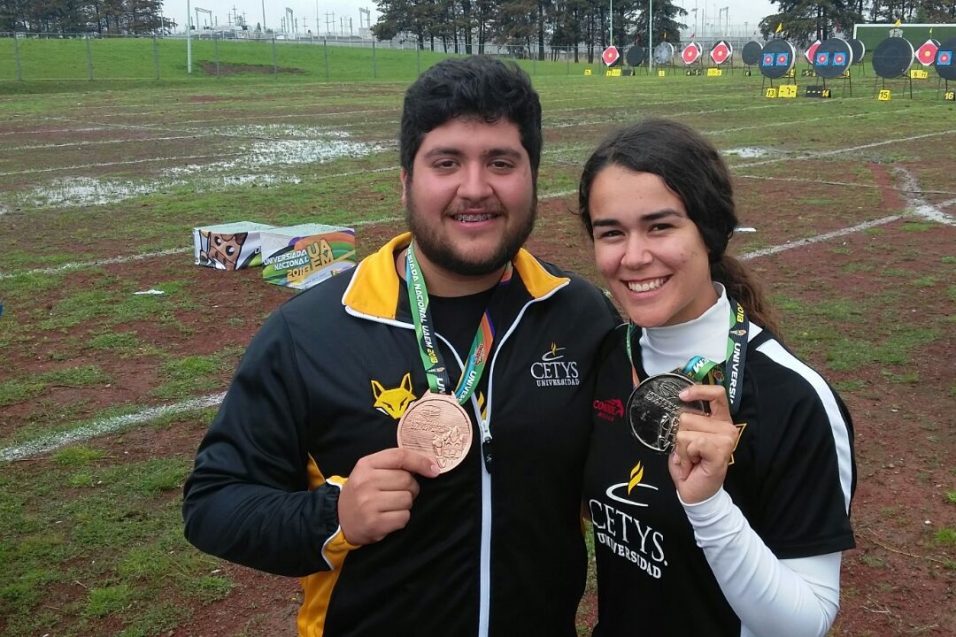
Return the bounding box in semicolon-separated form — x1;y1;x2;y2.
405;242;509;404
625;298;749;415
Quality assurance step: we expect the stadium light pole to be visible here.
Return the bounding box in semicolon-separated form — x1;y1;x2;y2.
186;0;192;73
609;0;613;48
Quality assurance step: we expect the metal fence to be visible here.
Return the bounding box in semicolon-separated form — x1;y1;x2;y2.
0;32;617;82
0;30;776;83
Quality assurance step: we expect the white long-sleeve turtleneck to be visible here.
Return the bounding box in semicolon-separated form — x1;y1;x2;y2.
639;283;737;376
637;282;841;637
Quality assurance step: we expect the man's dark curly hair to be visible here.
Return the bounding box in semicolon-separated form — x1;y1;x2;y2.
399;56;542;181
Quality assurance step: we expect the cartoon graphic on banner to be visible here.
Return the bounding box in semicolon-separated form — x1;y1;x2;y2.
193;221;274;270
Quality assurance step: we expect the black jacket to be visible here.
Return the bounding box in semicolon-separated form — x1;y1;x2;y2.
183;233;618;636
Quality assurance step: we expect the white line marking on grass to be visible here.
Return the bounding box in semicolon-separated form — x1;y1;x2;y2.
0;393;227;462
0;153;243;177
894;167;956;226
4;135;200;152
739;215;903;260
0;214;408;280
737;129;956;169
735;174;956;197
0;189;584;280
0;126;111;137
0;247;191;280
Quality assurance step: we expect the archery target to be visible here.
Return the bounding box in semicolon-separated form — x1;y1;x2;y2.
710;40;732;65
742;41;763;66
849;39;866;63
625;46;646;67
653;42;675;65
915;39;940;67
813;38;853;79
872;37;915;78
935;37;956;81
759;39;795;79
681;42;702;65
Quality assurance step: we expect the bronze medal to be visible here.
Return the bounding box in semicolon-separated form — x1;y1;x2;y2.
397;392;473;473
626;373;708;453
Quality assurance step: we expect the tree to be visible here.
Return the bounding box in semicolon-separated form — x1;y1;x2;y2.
493;0;536;57
550;0;590;61
632;0;685;48
0;0;31;31
762;0;861;44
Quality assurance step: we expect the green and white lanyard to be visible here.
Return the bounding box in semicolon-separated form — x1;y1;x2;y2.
625;298;749;416
405;241;511;405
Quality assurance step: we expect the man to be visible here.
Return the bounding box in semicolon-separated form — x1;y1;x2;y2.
182;55;618;637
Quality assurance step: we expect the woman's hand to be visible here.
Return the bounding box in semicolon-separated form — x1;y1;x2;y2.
668;384;740;503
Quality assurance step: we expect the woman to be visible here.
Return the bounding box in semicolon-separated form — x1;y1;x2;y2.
579;119;856;637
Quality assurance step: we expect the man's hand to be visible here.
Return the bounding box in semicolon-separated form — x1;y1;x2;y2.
338;448;440;545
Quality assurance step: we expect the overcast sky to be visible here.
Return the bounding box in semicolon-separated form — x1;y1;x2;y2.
167;1;777;37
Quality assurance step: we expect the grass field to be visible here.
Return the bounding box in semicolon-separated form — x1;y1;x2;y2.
1;43;954;636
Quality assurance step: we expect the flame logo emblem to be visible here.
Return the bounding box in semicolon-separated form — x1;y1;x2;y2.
605;461;658;507
541;342;566;361
628;463;644;494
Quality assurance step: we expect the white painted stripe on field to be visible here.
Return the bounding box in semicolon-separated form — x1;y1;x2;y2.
0;153;244;177
0;126;109;138
0;393;227;462
894;167;956;226
0;247;191;280
540;189;919;260
736;174;956;197
0;189;584;279
549;103;779;130
0;213;407;280
707;103;947;137
737;129;956;169
4;135;199;152
738;215;903;260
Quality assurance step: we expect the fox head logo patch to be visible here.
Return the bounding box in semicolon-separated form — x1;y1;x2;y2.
371;372;417;420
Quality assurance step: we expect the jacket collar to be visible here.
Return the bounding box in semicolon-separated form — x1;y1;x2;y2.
342;232;569;320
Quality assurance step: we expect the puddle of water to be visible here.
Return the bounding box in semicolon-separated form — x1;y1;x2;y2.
22;176;158;208
221;125;353;139
724;147;772;159
18;174;299;208
11;130;383;209
166;138;381;177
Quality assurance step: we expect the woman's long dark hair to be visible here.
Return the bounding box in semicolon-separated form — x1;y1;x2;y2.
578;118;779;333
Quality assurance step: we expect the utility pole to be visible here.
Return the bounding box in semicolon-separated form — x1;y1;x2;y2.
609;0;613;47
187;0;192;73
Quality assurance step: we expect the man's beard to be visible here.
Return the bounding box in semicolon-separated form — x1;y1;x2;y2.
404;192;537;277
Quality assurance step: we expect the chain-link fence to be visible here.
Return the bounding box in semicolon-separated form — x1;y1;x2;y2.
1;30;793;83
0;32;624;82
